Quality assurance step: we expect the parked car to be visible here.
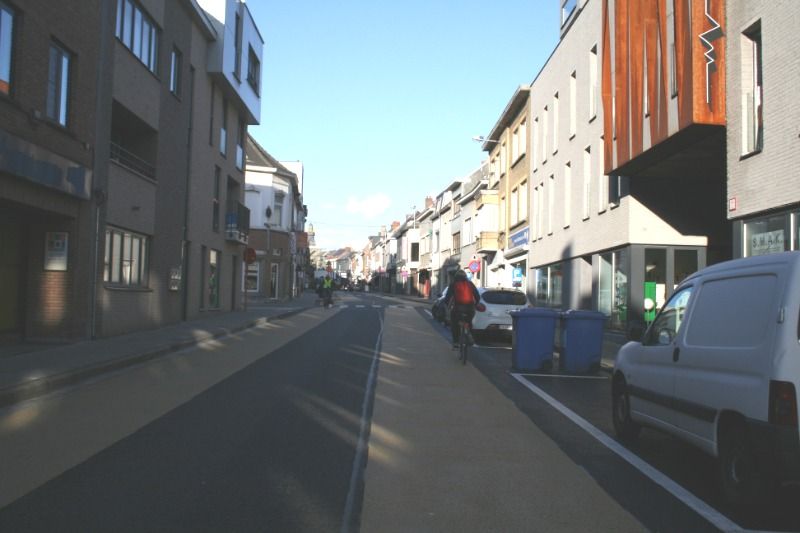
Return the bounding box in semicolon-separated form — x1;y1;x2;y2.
432;287;530;338
431;287;449;324
472;288;530;338
611;251;800;505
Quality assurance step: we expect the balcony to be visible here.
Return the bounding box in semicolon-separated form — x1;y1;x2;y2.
476;231;499;253
225;202;250;245
110;142;156;179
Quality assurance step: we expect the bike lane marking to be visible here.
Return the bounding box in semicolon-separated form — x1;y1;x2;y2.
510;373;746;533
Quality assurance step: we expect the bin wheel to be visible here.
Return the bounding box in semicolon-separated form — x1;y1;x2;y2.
612;376;640;443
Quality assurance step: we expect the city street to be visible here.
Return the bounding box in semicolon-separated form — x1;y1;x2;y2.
0;292;798;531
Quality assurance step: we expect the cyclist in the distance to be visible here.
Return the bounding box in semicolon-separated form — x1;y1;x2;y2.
443;269;481;349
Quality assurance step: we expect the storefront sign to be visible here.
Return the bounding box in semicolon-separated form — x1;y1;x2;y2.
44;232;69;271
0;128;91;199
751;230;784;256
508;227;530;248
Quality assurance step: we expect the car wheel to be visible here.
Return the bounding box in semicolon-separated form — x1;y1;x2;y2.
717;424;772;506
612;376;640;443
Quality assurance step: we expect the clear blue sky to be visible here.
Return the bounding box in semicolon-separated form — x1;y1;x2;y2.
247;1;559;251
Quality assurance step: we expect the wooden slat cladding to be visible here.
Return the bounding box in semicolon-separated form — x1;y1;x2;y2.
602;0;726;175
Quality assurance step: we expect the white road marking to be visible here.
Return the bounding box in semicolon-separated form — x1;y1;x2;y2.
341;313;384;533
510;373;745;533
515;373;608;380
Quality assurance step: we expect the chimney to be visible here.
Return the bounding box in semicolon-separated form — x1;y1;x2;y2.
390;221;401;232
425;196;434;209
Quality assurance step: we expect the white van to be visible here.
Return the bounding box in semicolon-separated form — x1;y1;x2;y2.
612;251;800;504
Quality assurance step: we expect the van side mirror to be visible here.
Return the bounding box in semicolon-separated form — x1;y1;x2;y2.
627;321;646;342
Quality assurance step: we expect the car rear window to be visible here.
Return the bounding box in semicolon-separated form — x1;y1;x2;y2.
482;291;527;305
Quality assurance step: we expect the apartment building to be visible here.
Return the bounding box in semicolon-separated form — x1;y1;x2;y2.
244;136;306;301
0;0;101;341
726;2;800;258
482;85;531;290
0;0;264;342
454;163;490;287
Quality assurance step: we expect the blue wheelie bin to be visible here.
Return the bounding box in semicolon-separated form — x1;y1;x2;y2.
560;310;606;373
510;308;560;372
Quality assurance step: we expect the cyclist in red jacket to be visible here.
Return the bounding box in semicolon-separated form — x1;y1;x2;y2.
443;269;481;348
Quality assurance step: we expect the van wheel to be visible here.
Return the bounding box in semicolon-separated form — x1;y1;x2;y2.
612;378;640;443
717;425;772;506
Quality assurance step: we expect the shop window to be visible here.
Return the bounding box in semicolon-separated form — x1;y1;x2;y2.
745;213;788;256
599;249;628;329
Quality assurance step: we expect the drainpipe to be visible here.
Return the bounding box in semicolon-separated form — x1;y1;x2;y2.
181;67;196;321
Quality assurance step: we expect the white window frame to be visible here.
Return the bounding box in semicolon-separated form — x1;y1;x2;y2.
553;93;559;154
564;162;572;228
47;43;70;127
0;2;13;95
569;71;577;137
589;45;598;120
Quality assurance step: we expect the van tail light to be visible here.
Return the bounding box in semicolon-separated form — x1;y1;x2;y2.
475;303;486;312
769;380;798;427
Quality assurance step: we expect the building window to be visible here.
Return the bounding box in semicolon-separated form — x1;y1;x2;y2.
548;175;554;235
589;45;598;119
510;187;519;226
244;261;259;292
583;146;591;220
0;2;13;95
247;46;260;94
46;43;71;127
115;0;158;73
499;142;507;176
569;71;577;137
519;180;528;224
104;226;149;287
453;231;461;250
220;98;228;156
609;175;628;206
561;0;577;27
564;162;572;228
741;22;763;155
212;167;220;232
273;192;284;227
533;264;563;308
537;181;545;239
236;117;245;170
553;92;559;154
169;47;181;96
233;12;242;80
270;263;279;298
499;197;506;232
532;118;539;170
208;249;220;308
542;106;548;162
598;146;608;213
411;242;420;262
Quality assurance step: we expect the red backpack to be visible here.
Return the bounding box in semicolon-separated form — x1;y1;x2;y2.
453;280;475;305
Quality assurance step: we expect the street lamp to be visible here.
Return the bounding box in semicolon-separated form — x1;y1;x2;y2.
471;135;500;144
264;206;272;298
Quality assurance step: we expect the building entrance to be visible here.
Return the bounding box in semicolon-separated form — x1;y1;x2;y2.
0;217;22;336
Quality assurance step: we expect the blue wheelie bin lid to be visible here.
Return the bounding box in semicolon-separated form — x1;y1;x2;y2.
510;307;561;318
561;309;606;321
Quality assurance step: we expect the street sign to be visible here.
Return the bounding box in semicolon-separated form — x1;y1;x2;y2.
468;260;480;273
244;247;257;264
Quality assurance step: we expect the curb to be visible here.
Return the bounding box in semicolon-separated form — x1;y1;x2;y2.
0;306;313;409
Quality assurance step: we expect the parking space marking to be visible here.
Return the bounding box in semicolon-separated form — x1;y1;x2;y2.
510;373;744;533
515;373;607;380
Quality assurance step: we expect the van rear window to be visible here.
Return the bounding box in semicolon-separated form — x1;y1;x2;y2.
482;291;527;305
685;274;777;348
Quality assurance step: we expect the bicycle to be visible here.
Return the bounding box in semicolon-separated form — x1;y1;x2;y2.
456;313;473;365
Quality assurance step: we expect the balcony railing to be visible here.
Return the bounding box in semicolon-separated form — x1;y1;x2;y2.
110;141;156;179
225;202;250;245
476;231;499;253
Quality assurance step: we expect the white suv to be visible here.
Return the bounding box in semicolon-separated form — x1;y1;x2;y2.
612;251;800;504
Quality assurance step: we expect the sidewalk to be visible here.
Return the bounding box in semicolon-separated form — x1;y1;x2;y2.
0;292;319;408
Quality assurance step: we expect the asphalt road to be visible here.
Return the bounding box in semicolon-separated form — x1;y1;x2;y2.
2;291;798;532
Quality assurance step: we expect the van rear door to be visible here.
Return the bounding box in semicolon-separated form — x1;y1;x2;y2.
675;270;781;448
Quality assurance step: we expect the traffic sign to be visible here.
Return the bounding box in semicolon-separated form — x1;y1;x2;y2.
468;260;481;273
